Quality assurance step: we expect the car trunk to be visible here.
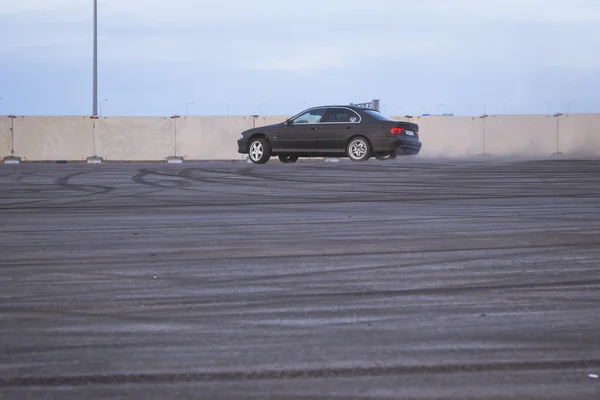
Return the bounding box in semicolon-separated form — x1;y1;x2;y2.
386;121;419;139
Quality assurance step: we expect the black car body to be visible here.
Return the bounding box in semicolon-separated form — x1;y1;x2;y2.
237;105;422;164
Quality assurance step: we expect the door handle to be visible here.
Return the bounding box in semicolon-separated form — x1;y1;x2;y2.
311;127;318;130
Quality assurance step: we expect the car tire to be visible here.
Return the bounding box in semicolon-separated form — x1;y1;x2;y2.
278;155;298;163
248;137;271;164
375;150;398;161
347;136;371;162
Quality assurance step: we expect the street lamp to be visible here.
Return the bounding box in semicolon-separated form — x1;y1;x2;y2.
542;100;551;114
568;99;575;114
552;113;564;156
93;0;98;116
478;113;489;156
100;99;108;116
220;101;229;116
186;102;195;116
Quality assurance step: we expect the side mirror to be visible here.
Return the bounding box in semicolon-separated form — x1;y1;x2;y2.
286;119;292;125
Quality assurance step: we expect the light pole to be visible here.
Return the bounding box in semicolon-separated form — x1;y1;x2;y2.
100;99;108;116
568;99;575;114
478;113;489;156
542;100;551;114
93;0;98;116
220;101;229;115
186;102;194;116
552;113;564;156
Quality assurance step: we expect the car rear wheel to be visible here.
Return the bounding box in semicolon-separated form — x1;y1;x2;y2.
248;138;271;164
278;155;298;163
347;137;371;162
375;151;397;161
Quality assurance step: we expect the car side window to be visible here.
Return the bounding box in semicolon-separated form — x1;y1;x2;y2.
291;108;326;124
322;108;360;123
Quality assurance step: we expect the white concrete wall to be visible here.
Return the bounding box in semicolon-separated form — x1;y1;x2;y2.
392;114;600;158
1;113;598;161
10;116;93;161
479;115;555;157
95;117;173;161
0;116;12;159
176;116;255;160
397;116;481;157
558;113;600;156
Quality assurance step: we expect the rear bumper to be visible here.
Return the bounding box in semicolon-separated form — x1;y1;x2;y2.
374;137;422;155
395;138;422;155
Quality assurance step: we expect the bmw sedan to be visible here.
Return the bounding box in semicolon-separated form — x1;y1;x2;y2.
237;105;422;164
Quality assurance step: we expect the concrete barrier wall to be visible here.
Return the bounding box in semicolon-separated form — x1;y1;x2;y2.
479;115;555;157
0;116;12;158
175;116;255;160
95;117;174;161
559;114;600;156
1;114;598;161
396;116;482;157
12;116;94;161
396;114;600;158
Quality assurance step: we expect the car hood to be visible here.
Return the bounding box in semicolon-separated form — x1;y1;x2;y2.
241;122;284;137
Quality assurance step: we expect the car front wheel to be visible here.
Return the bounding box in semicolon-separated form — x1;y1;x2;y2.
347;137;371;162
248;138;271;164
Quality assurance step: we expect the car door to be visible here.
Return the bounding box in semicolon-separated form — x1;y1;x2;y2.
274;107;324;152
317;107;361;152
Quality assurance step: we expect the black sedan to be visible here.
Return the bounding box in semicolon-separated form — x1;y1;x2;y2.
237;105;422;164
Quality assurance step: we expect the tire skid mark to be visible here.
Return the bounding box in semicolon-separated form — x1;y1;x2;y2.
131;169;192;189
278;278;600;302
2;359;600;387
54;171;114;195
141;241;600;262
2;191;600;211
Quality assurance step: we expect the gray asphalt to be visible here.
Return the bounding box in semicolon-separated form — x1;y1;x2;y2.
1;158;599;399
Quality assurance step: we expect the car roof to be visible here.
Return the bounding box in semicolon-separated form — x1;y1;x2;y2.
307;105;378;112
288;105;381;119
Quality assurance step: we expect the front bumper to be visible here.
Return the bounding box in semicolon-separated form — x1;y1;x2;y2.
237;139;248;154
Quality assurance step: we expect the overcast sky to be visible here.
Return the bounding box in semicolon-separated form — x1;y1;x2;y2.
1;0;599;116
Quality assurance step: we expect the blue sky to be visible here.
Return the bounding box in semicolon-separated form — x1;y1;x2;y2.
0;0;599;116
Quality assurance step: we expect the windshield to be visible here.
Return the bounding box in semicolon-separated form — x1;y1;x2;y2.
362;109;397;122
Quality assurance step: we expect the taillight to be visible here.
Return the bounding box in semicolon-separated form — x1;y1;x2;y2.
391;127;403;135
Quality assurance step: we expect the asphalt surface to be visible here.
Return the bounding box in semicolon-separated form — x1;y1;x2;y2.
1;157;599;399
